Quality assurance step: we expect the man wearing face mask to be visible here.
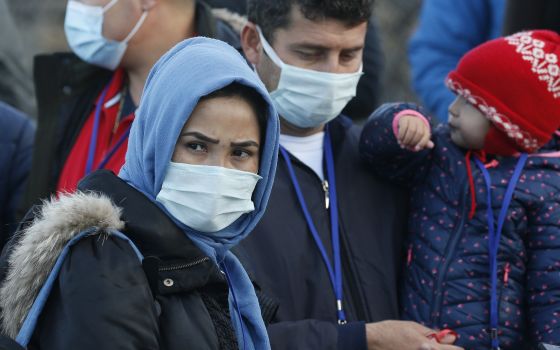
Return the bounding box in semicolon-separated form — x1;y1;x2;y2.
236;1;465;350
17;0;240;220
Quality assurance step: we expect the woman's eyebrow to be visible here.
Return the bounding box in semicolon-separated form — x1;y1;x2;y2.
181;131;219;144
231;140;259;148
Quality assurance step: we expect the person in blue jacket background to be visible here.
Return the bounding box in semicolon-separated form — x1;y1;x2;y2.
409;0;506;123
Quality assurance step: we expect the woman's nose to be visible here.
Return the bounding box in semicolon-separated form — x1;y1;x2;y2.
208;153;234;170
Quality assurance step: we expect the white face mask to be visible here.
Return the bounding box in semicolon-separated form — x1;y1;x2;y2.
156;162;262;233
64;0;148;70
257;26;363;129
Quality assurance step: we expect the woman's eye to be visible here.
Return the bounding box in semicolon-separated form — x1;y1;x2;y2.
233;149;253;159
186;142;206;152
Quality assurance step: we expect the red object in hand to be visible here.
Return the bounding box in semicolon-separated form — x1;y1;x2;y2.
504;262;511;285
427;329;458;343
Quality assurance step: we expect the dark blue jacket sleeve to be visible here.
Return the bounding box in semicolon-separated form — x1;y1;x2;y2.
408;0;506;122
0;103;35;244
525;181;560;345
268;320;366;350
32;236;160;349
359;103;435;187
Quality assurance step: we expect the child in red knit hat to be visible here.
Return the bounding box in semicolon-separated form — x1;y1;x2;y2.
360;30;560;349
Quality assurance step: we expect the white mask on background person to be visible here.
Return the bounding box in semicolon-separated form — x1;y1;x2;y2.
156;162;262;233
256;26;363;129
64;0;148;70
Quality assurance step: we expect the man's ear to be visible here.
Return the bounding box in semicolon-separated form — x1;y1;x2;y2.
140;0;158;11
241;22;262;66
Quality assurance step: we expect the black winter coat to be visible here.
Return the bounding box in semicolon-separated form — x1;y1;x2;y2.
234;116;409;350
0;171;276;350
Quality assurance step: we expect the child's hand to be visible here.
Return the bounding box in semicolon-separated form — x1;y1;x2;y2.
397;115;435;151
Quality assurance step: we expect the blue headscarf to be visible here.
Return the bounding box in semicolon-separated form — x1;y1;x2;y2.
119;37;279;350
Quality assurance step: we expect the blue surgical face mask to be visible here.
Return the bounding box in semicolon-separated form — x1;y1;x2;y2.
156;162;262;233
256;26;363;129
64;0;148;70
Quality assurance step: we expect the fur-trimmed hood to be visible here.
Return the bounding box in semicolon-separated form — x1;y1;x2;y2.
0;192;124;338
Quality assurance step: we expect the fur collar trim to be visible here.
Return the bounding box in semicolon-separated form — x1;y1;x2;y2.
211;8;247;34
0;192;124;338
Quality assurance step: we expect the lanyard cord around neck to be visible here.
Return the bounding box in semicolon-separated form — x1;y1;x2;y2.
279;126;346;324
85;81;133;175
474;153;528;350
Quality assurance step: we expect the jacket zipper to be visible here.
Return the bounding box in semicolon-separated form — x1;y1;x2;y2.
322;180;330;209
285;151;367;321
158;257;210;272
430;182;470;326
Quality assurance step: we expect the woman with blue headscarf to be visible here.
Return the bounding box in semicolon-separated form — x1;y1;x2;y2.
0;37;279;350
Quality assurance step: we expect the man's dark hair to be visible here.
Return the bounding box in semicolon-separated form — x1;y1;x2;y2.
247;0;374;42
202;82;269;149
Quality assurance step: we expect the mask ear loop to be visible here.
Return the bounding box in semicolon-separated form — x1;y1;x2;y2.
102;0;120;12
255;26;285;69
123;11;149;44
101;0;148;45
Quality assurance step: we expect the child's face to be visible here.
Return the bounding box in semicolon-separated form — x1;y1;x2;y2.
448;96;491;150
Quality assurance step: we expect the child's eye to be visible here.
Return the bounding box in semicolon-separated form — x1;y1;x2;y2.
187;142;207;153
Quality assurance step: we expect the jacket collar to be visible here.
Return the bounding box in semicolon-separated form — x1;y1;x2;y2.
195;1;217;38
78;170;208;262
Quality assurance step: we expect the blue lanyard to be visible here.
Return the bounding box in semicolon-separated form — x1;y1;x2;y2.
85;83;132;175
280;127;346;324
474;153;528;350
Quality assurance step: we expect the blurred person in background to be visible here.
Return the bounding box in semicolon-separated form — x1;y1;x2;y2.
503;0;560;34
0;0;35;116
408;0;505;123
0;102;34;250
18;0;239;221
502;0;560;156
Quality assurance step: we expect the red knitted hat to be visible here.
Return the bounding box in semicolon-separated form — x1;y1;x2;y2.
446;30;560;155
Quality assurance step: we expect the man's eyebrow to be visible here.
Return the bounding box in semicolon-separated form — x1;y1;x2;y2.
231;140;260;148
181;131;219;144
289;43;364;52
342;46;365;52
289;43;330;52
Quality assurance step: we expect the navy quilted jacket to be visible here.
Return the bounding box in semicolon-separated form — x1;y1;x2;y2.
360;103;560;349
